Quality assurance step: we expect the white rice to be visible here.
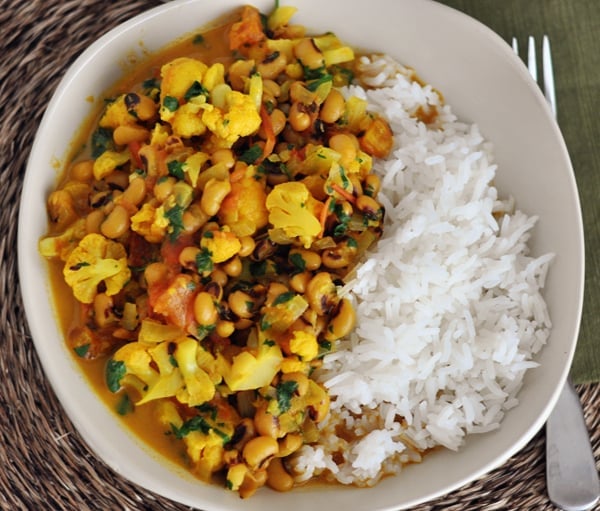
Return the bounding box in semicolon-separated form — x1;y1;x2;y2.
290;55;554;486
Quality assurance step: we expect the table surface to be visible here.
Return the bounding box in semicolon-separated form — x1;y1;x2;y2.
1;1;598;510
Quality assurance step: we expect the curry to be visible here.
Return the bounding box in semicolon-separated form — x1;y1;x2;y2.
39;4;393;497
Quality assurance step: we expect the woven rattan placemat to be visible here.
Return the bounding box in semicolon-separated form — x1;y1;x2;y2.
1;1;598;509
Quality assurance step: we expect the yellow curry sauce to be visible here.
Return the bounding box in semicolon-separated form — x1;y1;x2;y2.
40;5;393;497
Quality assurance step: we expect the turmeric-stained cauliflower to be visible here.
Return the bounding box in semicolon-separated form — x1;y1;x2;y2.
266;182;322;248
130;203;169;243
200;228;241;264
218;172;269;237
63;233;131;304
202;87;261;147
108;323;224;407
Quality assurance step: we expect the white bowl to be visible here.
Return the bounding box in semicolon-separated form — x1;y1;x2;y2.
18;0;584;509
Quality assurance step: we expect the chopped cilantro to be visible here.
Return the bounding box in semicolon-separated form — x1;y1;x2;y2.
171;415;230;443
289;252;306;272
259;315;272;331
167;160;185;180
116;393;134;416
203;230;214;238
91;127;114;158
263;339;276;347
105;359;126;393
272;291;295;306
249;260;267;277
163;204;185;241
192;34;205;45
163;95;179;112
306;73;333;92
197;324;215;339
276;380;298;413
195;247;214;273
346;237;358;249
73;344;90;358
239;144;263;164
184;80;209;101
302;63;328;81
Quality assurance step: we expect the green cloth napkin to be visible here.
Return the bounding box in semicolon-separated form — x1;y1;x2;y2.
436;0;600;383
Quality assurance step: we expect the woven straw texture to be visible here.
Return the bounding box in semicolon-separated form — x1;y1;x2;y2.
1;1;598;509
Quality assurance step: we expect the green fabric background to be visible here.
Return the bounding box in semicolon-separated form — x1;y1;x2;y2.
436;0;600;383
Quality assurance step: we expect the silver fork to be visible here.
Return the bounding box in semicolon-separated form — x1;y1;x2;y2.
512;35;600;511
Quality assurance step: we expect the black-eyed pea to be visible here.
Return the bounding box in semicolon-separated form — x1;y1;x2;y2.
289;271;311;294
222;256;243;278
113;124;150;146
324;297;356;341
329;133;357;165
121;176;147;207
200;178;231;217
288;248;321;272
254;403;283;438
262;79;281;100
305;272;338;316
100;204;130;239
356;194;383;220
293;38;324;70
194;291;218;326
124;92;157;121
153;176;175;202
306;380;330;422
228;59;255;91
242;436;279;470
216;319;235;338
319;89;345;124
277;433;303;458
288;102;311;132
204;281;223;301
211;148;235;169
266;457;295;492
85;209;105;234
257;52;288;80
179;246;200;271
228;289;254;319
182;203;210;235
210;268;228;287
321;240;357;269
238;236;256;258
70;160;94;182
105;170;129;191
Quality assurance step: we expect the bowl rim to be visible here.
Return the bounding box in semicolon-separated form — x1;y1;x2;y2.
17;0;585;509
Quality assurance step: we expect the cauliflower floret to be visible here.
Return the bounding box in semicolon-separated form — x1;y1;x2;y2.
109;335;220;407
130;202;169;243
171;102;208;138
160;57;208;122
217;171;268;237
224;331;283;392
289;330;318;361
99;95;137;129
93;149;131;180
39;218;86;261
202;88;261;147
200;227;241;264
266;182;322;248
63;233;131;304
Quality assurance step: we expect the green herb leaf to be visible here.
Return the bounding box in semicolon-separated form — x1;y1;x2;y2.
106;359;126;393
163;204;185;241
272;291;295;306
289;252;306;272
184;80;209;101
167;160;185;180
263;339;276;347
259;315;272;331
306;73;333;92
91;127;114;158
116;393;134;416
276;380;298;413
163;95;179;112
195;247;214;273
192;34;205;45
239;144;263;164
73;344;90;358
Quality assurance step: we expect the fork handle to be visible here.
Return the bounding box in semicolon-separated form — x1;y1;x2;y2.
546;380;600;511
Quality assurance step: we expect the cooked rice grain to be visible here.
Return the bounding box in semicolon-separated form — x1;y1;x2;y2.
290;55;553;486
